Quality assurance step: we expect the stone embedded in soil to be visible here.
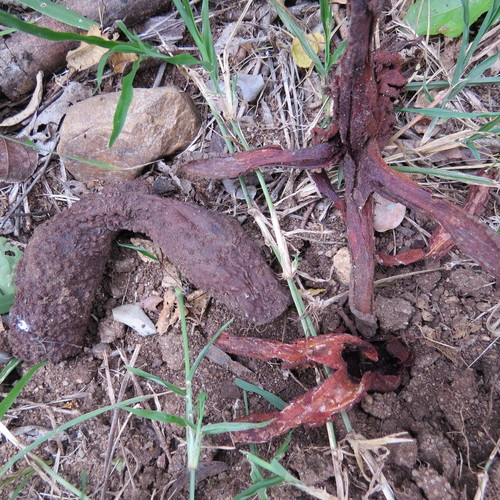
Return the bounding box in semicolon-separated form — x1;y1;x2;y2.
372;192;407;232
449;267;494;298
374;295;415;331
418;432;457;481
98;316;126;343
57;86;200;182
411;466;456;500
332;246;352;284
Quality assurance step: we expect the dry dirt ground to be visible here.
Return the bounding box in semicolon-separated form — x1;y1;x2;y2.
1;1;499;499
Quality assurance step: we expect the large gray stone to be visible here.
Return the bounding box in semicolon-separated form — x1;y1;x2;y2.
58;86;200;181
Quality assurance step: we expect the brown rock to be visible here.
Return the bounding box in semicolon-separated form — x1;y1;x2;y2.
57;86;200;181
332;247;352;284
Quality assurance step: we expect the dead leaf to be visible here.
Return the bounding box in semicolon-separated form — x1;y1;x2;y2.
66;26;116;72
34;82;92;129
0;72;44;127
186;289;210;317
305;288;327;296
0;138;38;182
156;289;183;334
140;295;164;311
291;32;324;68
109;51;139;74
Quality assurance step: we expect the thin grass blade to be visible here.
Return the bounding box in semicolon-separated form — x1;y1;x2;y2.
0;395;152;478
235;379;287;410
121;406;191;427
201;419;276;435
108;57;142;147
0;362;47;420
391;164;499;186
124;365;186;395
268;0;325;75
187;319;234;381
234;476;284;500
0;358;22;385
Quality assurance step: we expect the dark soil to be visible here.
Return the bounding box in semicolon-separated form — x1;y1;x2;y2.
1;1;499;499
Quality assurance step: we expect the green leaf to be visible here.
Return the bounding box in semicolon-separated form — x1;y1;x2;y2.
391;164;499;186
120;406;191;427
0;362;47;420
398;107;500;118
108;56;142;147
234;476;284;500
0;293;15;315
201;419;276;435
0;395;152;478
17;0;97;30
117;243;160;263
235;379;287;410
404;0;495;37
124;365;186;396
0;237;23;297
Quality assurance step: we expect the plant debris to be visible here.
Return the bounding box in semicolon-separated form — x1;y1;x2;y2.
180;0;500;334
215;332;412;443
8;180;289;363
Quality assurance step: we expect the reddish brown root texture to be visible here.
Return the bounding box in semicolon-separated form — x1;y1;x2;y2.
8;180;289;362
180;0;500;334
215;332;412;443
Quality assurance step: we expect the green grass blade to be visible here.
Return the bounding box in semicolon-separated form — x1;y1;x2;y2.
234;476;284;500
391;164;499;186
0;10;123;48
201;0;218;80
201;419;276;435
187;319;234;382
405;76;500;91
0;10;199;66
108;56;142;147
96;49;114;89
328;40;348;68
0;362;47;420
398;107;500;118
172;0;203;47
17;0;97;30
6;468;35;499
120;406;191;427
0;27;16;36
0;395;152;478
235;379;287;410
117;243;160;263
28;454;89;499
0;358;22;385
268;0;325;75
273;432;293;461
124;366;186;395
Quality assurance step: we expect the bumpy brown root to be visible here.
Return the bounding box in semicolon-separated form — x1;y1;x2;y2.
9;180;289;362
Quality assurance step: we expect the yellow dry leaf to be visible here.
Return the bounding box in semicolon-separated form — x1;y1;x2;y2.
306;288;327;296
66;26;116;72
109;52;139;74
291;32;325;68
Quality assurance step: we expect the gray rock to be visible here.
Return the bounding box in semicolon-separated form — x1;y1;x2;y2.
375;294;415;331
58;86;200;181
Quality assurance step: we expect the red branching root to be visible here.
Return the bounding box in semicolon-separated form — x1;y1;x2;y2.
181;0;500;334
215;332;412;443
